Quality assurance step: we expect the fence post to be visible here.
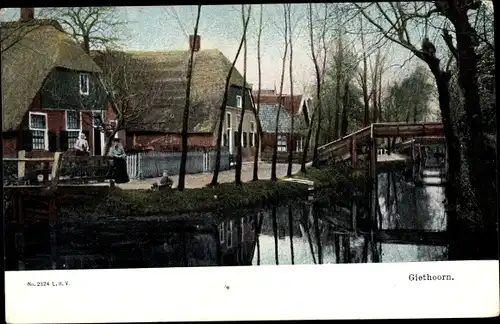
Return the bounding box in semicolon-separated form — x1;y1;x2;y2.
138;152;143;179
17;150;26;180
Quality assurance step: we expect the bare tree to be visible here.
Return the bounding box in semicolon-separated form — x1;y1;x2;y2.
354;2;463;244
358;16;371;127
92;51;168;154
210;6;252;186
178;5;202;191
286;3;296;177
40;7;126;54
310;4;329;167
252;4;265;181
369;49;386;123
235;5;251;185
271;4;289;181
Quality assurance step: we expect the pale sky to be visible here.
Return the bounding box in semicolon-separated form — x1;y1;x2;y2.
1;5;439;96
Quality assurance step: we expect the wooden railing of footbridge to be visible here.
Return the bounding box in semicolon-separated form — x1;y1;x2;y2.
318;122;444;164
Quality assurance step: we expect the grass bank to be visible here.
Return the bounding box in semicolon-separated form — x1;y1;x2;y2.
58;180;310;219
295;162;369;191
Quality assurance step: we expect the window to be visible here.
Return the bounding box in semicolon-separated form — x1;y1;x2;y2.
66;110;82;149
219;223;225;243
29;112;48;150
296;136;304;152
236;95;242;108
249;121;255;147
92;111;104;128
243;132;248;147
225;112;233;152
79;73;89;95
226;221;233;247
277;135;287;152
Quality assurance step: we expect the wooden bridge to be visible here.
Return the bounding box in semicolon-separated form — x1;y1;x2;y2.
3;151;115;225
317;122;444;165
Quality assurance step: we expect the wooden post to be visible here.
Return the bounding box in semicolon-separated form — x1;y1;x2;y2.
370;139;378;229
17;150;26;180
350;136;357;167
51;152;62;187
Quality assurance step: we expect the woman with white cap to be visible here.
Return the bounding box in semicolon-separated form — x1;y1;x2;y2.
74;132;89;157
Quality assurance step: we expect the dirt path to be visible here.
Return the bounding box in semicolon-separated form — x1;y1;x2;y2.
117;162;302;190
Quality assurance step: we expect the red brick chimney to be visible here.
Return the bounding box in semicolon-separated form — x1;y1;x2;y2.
189;35;200;52
20;8;35;22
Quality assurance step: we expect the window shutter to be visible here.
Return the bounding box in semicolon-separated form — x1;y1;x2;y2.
59;130;69;151
22;130;33;151
48;131;58;152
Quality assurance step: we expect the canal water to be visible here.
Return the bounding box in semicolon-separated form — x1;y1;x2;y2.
6;169;448;270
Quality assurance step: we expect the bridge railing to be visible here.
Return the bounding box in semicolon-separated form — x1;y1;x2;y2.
3;150;114;187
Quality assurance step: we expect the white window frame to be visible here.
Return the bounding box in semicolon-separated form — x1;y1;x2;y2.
227;220;233;248
226;112;233;154
79;73;90;96
109;120;119;138
236;95;242;108
219;223;225;243
296;136;304;152
249;121;256;147
28;112;49;151
277;135;287;152
65;110;83;149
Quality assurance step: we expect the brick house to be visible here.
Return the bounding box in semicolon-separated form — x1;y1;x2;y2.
1;9;112;158
93;36;258;160
253;89;313;154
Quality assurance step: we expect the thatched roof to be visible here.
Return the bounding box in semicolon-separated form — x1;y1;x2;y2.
1;19;102;132
94;49;251;133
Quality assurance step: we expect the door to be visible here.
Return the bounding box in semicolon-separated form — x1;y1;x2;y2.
92;111;106;156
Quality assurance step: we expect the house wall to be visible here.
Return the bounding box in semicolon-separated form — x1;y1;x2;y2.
261;132;305;153
40;68;108;111
227;85;253;110
224;105;257;160
3;81;111;158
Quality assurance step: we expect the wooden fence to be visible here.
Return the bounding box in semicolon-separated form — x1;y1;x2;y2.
125;149;231;179
260;150;312;164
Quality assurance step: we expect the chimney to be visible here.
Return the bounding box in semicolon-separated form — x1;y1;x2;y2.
189;35;200;52
20;8;35;22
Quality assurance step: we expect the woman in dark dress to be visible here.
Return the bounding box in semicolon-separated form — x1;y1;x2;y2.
108;138;130;184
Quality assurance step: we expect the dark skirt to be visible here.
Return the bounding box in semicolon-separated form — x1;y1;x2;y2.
112;157;130;184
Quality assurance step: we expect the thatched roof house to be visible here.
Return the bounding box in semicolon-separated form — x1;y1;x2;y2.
93;48;252;134
1;18;103;133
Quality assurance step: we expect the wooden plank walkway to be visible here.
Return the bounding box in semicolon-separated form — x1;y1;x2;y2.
318;122;445;164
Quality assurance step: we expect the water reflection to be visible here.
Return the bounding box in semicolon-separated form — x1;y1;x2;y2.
6;169;449;270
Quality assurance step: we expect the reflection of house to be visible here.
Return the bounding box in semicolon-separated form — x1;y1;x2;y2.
253;89;313;153
94;36;258;159
218;214;258;265
1;8;112;157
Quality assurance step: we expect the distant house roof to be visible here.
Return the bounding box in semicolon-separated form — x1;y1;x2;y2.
1;19;103;132
93;49;251;134
259;104;292;133
253;90;307;115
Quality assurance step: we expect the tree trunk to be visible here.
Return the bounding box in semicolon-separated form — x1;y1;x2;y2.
210;10;251;186
178;6;201;191
452;4;494;226
340;82;349;137
333;68;342;140
235;5;250;186
271;4;288;181
253;4;264;182
286;4;295;178
300;107;316;173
